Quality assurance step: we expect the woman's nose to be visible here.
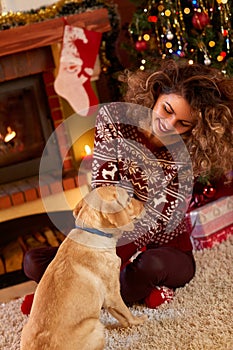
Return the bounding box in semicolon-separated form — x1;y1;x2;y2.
164;116;177;130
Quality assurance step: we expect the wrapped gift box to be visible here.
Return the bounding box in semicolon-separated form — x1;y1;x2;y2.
186;195;233;250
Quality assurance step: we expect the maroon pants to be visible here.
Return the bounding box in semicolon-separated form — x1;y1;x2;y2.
23;246;195;304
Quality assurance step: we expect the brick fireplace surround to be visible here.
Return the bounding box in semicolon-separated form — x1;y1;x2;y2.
0;9;111;288
0;8;111;211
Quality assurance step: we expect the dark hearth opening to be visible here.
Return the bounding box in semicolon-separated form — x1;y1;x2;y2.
0;74;61;184
0;210;75;289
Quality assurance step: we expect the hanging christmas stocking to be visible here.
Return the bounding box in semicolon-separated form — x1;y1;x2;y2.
54;25;102;116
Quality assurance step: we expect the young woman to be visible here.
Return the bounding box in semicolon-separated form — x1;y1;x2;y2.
23;59;233;309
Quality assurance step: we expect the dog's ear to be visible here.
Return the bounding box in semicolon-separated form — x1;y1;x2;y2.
97;186;132;214
73;198;84;218
102;209;134;232
98;187;144;231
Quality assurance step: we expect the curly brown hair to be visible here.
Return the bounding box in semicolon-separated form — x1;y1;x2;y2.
120;59;233;179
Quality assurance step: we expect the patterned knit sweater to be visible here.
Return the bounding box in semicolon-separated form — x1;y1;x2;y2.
91;103;194;262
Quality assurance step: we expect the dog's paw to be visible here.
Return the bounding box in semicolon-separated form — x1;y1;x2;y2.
128;314;147;326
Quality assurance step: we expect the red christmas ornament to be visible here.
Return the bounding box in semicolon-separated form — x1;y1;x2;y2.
192;12;210;30
203;185;216;198
220;51;227;58
135;40;147;51
223;29;228;37
148;15;158;23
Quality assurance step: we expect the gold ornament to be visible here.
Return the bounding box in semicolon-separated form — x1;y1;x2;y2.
165;9;171;17
166;42;172;48
209;41;216;47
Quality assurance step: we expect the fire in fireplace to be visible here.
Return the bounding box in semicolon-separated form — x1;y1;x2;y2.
0;73;61;184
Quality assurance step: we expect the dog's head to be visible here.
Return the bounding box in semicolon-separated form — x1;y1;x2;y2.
73;186;144;236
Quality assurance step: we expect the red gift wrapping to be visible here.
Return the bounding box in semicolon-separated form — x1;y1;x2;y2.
186;195;233;250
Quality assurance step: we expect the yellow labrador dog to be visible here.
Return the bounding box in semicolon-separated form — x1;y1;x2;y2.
20;186;146;350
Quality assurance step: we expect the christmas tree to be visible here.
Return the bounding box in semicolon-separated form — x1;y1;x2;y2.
123;0;233;76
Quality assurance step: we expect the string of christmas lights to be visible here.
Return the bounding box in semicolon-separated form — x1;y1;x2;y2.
124;0;233;75
0;1;108;28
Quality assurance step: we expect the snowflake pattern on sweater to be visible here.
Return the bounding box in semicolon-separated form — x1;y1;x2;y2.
91;102;193;249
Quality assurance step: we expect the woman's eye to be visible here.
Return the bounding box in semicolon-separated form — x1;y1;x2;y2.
180;121;192;128
164;105;172;114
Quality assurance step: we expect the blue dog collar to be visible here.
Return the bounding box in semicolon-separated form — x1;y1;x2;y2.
75;225;113;238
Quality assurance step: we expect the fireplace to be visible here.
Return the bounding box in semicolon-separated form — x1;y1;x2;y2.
0;8;111;193
0;9;111;289
0;9;112;212
0;43;74;190
0;73;61;184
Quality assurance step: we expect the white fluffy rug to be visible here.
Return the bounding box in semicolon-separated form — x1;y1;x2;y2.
0;235;232;350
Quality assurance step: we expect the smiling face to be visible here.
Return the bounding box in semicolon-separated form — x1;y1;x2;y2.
150;93;196;147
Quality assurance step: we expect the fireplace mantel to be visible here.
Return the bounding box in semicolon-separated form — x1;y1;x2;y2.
0;7;110;207
0;8;111;57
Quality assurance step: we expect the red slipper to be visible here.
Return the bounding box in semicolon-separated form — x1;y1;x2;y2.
144;286;174;309
21;293;34;315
